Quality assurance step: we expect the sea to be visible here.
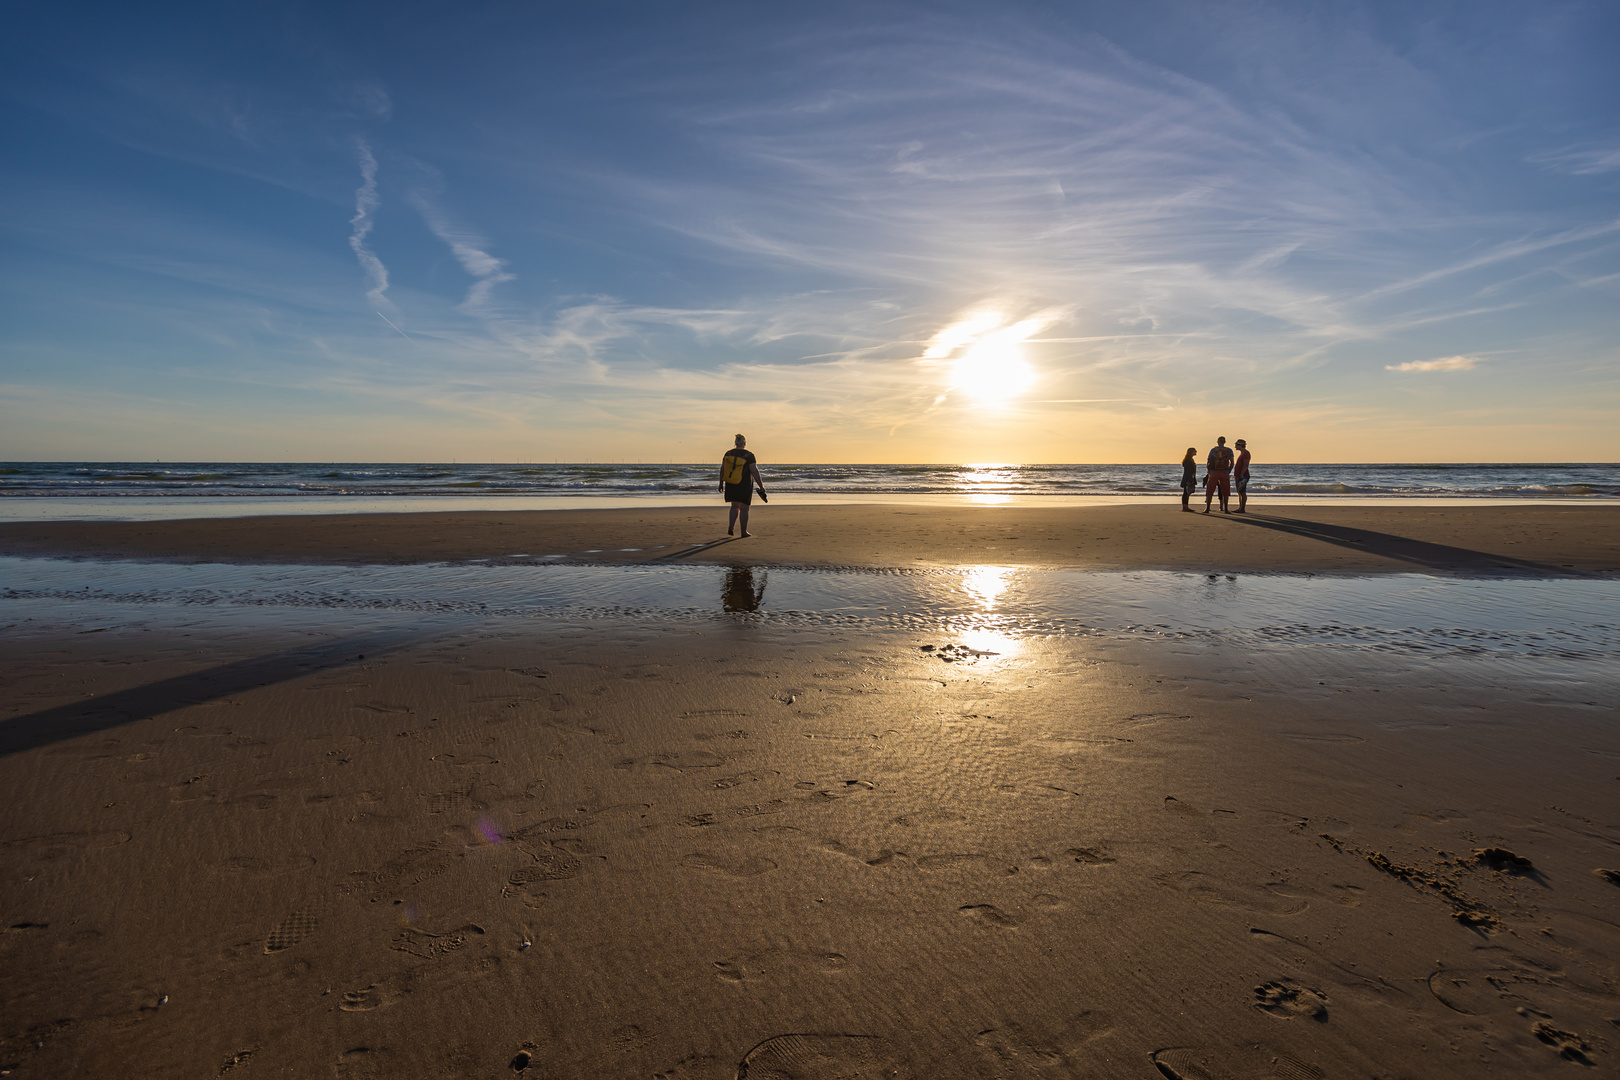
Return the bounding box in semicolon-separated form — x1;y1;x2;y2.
1;461;1615;501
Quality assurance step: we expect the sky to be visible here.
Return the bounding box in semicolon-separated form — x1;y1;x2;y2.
2;0;1617;463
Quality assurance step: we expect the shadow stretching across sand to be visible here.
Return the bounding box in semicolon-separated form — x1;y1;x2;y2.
659;535;742;560
1226;513;1586;575
0;630;427;756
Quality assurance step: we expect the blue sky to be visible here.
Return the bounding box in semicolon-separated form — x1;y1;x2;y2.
2;0;1617;462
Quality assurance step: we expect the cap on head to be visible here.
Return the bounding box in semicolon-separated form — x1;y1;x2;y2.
735;434;746;447
1217;436;1227;444
1235;439;1246;447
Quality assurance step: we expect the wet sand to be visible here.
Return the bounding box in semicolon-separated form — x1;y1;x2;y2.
3;511;1620;1077
1;501;1617;573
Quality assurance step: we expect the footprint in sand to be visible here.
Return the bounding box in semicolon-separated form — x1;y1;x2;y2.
652;1053;725;1080
959;904;1018;928
736;1034;897;1080
1151;1045;1323;1080
264;910;319;954
682;852;777;877
346;846;456;901
1250;929;1405;1005
1157;872;1309;915
714;959;757;983
1065;846;1116;865
1532;1022;1594;1065
918;853;1015;874
973;1015;1114;1073
423;787;476;814
1253;980;1329;1020
339;983;400;1012
1425;965;1611;1026
509;849;582;884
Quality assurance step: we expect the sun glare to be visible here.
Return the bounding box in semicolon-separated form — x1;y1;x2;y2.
954;338;1035;402
926;306;1058;404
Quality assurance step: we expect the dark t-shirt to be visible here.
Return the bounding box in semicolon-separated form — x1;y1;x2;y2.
1207;446;1234;473
1234;449;1251;479
721;448;756;500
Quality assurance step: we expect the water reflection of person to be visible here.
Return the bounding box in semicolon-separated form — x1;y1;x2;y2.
723;566;767;612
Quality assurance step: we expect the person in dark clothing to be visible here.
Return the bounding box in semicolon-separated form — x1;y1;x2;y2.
718;434;767;537
1205;436;1234;514
1179;447;1198;511
1233;438;1251;513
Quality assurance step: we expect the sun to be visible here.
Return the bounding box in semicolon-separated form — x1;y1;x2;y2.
954;336;1035;402
925;306;1054;404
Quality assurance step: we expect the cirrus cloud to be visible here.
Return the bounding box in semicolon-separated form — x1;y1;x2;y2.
1385;355;1480;373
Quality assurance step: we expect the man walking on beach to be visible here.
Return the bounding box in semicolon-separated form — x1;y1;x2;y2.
1205;436;1234;514
1233;438;1251;514
719;434;767;537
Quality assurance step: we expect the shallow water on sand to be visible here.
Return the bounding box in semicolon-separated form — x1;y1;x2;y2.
3;557;1616;663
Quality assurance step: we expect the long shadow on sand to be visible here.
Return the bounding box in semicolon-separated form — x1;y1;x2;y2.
0;629;425;757
660;536;742;560
1225;512;1584;575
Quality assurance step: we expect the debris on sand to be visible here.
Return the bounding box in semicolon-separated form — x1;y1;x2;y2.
1471;847;1536;875
920;642;999;662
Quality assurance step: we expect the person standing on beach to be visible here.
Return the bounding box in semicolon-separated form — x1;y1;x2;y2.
1233;438;1251;514
1179;447;1198;511
719;434;767;537
1205;436;1234;514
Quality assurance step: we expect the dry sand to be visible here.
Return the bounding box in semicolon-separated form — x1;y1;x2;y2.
2;501;1617;573
3;505;1620;1078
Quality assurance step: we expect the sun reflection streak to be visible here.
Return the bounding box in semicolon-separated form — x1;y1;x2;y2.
959;626;1022;657
958;566;1022;658
963;565;1012;609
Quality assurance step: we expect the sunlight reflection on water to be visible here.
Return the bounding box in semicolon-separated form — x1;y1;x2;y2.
2;557;1616;664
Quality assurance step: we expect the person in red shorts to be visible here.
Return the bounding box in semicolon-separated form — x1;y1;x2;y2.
1204;435;1234;514
1233;438;1251;513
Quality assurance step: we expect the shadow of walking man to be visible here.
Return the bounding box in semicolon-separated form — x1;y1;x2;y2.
0;629;428;757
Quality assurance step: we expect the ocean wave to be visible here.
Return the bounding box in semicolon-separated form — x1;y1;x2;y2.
1;462;1616;500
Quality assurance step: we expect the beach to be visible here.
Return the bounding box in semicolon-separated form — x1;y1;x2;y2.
2;502;1617;573
3;502;1620;1078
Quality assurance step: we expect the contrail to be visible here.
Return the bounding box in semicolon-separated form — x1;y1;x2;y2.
349;140;391;309
376;311;413;339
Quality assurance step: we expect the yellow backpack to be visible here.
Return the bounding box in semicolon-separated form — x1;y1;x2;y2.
722;452;749;485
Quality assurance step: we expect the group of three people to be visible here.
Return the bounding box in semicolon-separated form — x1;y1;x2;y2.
1181;436;1250;514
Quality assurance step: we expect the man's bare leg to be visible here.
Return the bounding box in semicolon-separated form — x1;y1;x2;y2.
738;503;751;538
728;503;739;535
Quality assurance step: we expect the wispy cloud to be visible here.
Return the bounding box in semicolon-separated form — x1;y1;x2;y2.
1386;355;1479;373
348;140;391;309
1530;140;1620;176
406;192;513;315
